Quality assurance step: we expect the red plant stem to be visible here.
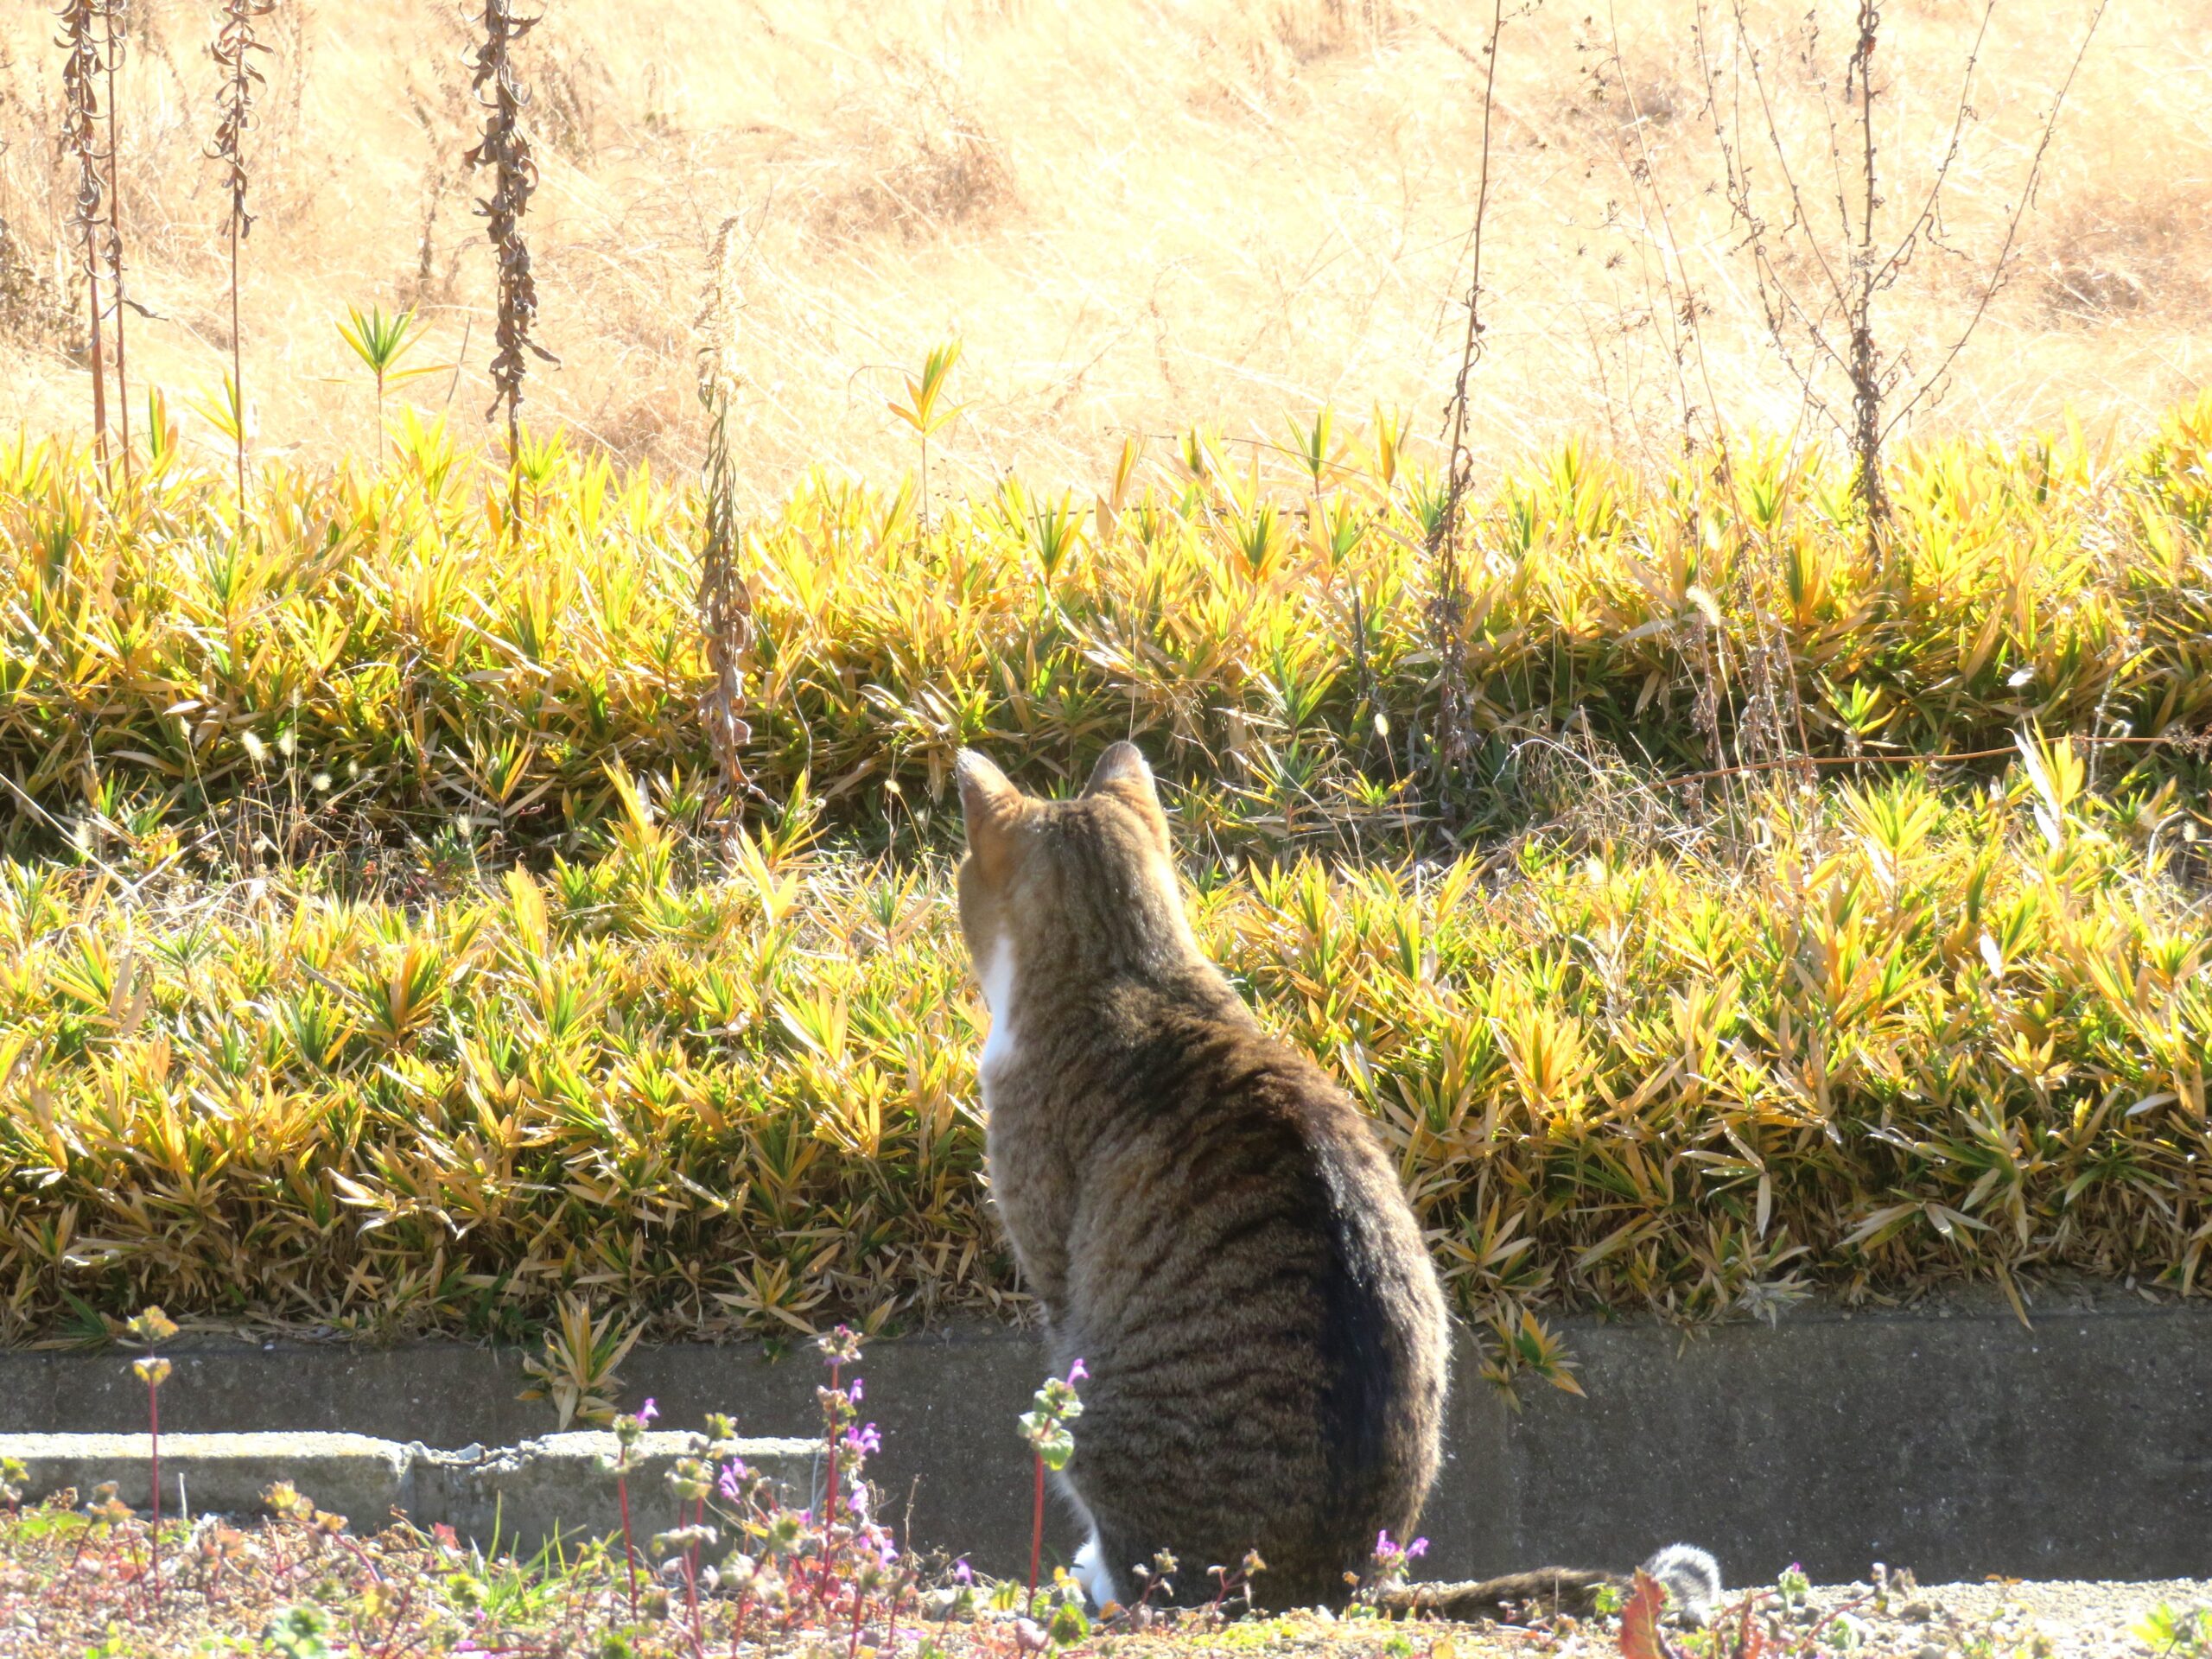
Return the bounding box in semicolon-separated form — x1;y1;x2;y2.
1027;1452;1044;1616
846;1579;866;1659
617;1468;638;1618
683;1546;704;1659
145;1378;162;1608
820;1363;842;1605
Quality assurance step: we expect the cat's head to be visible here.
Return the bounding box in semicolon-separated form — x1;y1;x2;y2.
954;743;1195;998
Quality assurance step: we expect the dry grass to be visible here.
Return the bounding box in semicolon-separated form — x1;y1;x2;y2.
0;0;2207;506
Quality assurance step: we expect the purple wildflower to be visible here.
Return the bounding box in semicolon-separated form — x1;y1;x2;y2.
1067;1358;1089;1383
849;1376;864;1404
952;1558;974;1586
1408;1537;1429;1559
842;1422;883;1458
718;1459;753;1503
638;1398;659;1426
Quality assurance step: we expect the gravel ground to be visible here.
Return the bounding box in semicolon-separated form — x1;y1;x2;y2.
1778;1577;2212;1659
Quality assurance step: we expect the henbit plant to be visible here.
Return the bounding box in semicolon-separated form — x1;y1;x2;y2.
208;0;275;527
335;303;435;465
1016;1358;1084;1616
56;0;111;474
814;1323;866;1609
601;1395;658;1618
888;338;964;529
124;1304;177;1611
465;0;556;538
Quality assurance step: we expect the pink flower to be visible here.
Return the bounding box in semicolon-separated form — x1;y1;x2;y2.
1067;1358;1089;1383
849;1376;864;1403
638;1397;659;1426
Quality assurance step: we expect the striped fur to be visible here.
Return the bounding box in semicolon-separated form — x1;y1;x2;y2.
957;742;1446;1610
955;744;1718;1617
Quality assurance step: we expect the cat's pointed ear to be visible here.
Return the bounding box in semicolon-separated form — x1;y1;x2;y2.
957;749;1021;867
1084;743;1168;847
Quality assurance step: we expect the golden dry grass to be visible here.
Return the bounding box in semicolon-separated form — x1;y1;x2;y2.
1;0;2208;507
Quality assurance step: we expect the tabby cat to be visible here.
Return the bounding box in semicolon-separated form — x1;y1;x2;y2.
956;742;1719;1619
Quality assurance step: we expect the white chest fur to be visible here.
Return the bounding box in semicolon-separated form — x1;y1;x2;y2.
976;933;1018;1099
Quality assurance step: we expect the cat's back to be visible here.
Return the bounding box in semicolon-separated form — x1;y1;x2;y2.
1049;988;1449;1603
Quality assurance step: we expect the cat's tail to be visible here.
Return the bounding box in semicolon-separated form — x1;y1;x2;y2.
1371;1543;1722;1626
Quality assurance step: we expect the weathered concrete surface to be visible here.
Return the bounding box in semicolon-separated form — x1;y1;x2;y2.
0;1431;815;1560
0;1432;412;1526
1502;1294;2212;1586
4;1294;2207;1586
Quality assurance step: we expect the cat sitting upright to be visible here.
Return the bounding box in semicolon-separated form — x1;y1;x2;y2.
955;741;1718;1621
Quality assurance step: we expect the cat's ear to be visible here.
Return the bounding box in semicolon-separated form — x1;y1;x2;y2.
957;749;1022;870
1084;742;1168;843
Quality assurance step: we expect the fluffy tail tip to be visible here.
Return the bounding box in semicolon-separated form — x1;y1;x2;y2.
1640;1543;1723;1628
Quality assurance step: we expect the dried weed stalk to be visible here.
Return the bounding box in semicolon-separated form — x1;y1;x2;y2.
1694;0;2108;565
695;217;754;818
55;0;109;469
210;0;274;517
1424;0;1515;817
465;0;556;526
103;0;130;480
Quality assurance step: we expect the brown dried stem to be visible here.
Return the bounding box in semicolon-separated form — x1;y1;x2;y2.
55;0;108;472
696;217;755;823
103;0;130;483
1425;0;1513;817
209;0;274;524
1696;0;2106;569
465;0;556;534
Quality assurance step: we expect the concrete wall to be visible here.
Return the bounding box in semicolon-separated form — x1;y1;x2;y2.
6;1296;2207;1586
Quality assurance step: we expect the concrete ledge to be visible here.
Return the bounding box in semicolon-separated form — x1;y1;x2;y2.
5;1295;2209;1585
0;1431;817;1560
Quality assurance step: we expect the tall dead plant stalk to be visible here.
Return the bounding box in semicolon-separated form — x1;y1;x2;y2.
696;217;754;823
103;0;130;482
466;0;555;537
56;0;109;473
1424;0;1514;819
1696;0;2107;569
210;0;273;525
